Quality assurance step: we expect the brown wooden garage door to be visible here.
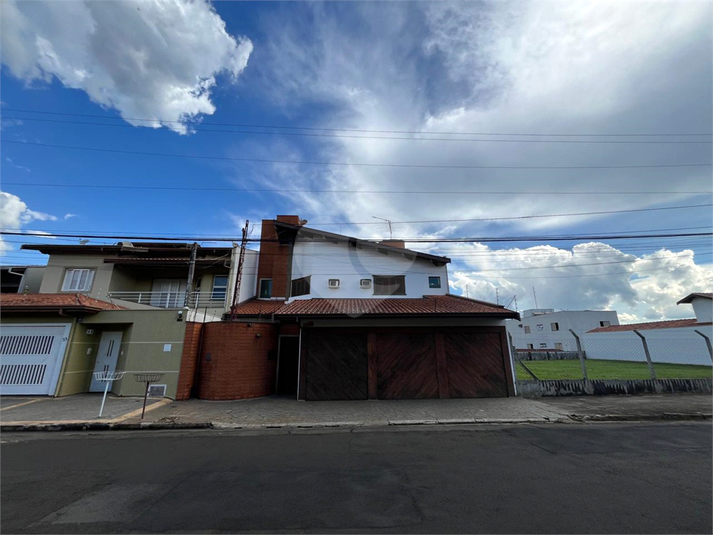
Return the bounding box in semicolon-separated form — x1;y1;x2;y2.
300;327;511;400
303;330;368;401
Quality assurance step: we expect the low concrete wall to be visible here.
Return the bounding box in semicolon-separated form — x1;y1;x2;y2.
517;351;581;361
517;378;713;397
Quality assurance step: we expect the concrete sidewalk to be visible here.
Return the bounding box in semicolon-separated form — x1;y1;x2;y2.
1;392;710;432
0;394;169;427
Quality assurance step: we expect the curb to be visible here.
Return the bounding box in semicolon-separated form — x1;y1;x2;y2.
2;413;710;432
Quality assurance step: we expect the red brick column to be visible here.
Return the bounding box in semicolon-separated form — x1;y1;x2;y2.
197;322;278;400
175;322;204;400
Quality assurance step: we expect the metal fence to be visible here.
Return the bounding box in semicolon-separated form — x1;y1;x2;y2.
510;329;713;383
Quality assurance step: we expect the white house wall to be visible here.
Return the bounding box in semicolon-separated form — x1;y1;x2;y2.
289;239;448;300
507;310;620;350
582;325;713;366
691;297;713;323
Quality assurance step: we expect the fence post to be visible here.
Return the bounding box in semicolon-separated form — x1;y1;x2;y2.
569;329;588;381
633;330;657;380
694;330;713;363
508;333;538;381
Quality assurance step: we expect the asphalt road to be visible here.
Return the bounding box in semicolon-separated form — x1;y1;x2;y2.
2;422;711;534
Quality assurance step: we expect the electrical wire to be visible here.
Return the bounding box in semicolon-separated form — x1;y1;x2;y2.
4;108;711;137
4;114;712;144
3;140;711;170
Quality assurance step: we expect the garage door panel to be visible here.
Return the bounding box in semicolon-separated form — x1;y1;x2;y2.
0;324;70;395
376;332;439;399
445;332;508;398
305;330;368;401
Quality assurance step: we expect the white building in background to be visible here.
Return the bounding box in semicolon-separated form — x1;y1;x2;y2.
507;309;620;351
582;292;713;366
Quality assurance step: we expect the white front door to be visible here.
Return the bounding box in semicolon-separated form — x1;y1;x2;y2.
89;331;122;392
151;279;187;308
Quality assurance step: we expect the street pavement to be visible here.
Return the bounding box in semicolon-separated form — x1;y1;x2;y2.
2;421;711;533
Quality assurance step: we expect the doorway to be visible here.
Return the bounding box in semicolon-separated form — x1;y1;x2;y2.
89;331;122;392
276;336;299;396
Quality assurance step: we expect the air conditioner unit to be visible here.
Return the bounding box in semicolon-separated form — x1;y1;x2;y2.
148;384;167;398
360;279;372;289
328;279;341;289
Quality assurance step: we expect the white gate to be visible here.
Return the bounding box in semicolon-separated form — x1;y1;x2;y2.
0;324;70;395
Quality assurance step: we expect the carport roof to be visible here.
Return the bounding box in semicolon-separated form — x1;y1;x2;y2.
0;293;125;314
230;295;519;319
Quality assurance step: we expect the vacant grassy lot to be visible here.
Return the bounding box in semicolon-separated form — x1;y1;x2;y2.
515;359;713;381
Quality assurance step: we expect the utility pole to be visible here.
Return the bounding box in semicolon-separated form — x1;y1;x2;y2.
185;242;198;307
230;220;250;311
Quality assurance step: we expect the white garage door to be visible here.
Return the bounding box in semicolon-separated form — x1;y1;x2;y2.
0;324;70;395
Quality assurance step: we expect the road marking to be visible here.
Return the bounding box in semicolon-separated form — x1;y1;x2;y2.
0;399;44;412
111;398;172;422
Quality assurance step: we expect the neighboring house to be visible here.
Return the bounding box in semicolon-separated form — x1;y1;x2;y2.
177;215;520;401
583;292;713;366
1;265;45;294
507;309;619;350
0;242;258;398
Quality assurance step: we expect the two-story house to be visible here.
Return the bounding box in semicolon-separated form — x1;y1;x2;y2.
177;216;520;401
0;242;257;398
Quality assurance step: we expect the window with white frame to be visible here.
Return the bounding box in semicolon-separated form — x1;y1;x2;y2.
62;269;95;292
211;275;229;300
428;276;441;289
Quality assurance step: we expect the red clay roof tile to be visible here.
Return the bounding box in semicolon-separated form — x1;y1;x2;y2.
0;293;125;312
230;295;517;318
588;318;711;333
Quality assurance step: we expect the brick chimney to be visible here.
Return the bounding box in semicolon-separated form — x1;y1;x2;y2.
256;215;301;299
380;240;405;249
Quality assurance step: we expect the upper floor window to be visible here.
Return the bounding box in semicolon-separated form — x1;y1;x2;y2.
259;279;273;299
524;326;531;334
600;320;611;327
539;343;547;349
428;276;441;289
211;275;229;300
373;275;406;296
291;276;310;297
62;269;95;292
551;322;559;331
527;343;534;349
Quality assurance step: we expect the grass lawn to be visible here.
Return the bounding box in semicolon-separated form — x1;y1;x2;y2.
515;359;713;381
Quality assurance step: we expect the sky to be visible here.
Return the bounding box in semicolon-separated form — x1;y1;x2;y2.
1;0;712;322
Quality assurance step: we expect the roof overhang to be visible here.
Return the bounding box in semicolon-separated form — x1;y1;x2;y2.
677;292;713;305
272;222;451;266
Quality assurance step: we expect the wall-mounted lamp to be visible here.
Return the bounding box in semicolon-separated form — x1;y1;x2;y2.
176;310;183;322
255;332;262;338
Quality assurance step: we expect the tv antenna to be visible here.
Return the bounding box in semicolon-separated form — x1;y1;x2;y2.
372;216;393;239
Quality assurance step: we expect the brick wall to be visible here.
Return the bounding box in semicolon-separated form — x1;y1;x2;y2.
197;322;278;400
175;322;204;401
256;215;301;298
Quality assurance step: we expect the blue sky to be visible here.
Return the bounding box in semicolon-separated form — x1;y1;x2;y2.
1;0;712;320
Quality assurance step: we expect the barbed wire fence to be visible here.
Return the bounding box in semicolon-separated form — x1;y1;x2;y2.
510;329;713;383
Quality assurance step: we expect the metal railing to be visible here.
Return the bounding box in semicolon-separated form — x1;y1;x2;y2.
108;291;228;309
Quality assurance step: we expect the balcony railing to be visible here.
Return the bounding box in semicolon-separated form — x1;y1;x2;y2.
108;291;228;309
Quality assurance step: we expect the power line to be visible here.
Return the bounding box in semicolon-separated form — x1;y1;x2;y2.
3;181;712;200
4;108;712;137
5;114;712;144
3;229;712;244
3;140;711;170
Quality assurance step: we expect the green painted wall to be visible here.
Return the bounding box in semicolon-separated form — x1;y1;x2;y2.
83;309;188;398
56;320;101;396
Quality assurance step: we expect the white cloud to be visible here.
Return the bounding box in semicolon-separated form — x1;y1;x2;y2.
1;0;253;134
447;242;713;322
0;191;59;255
239;2;711;319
